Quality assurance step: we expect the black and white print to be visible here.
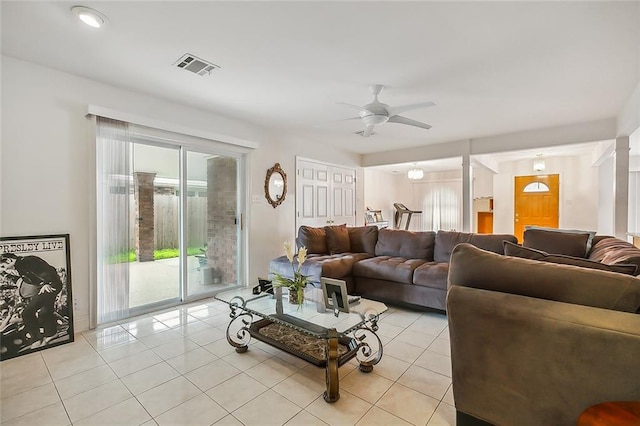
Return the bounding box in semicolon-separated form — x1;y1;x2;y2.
0;234;74;361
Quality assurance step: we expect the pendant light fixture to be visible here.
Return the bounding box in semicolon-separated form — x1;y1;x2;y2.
533;154;546;172
407;164;424;180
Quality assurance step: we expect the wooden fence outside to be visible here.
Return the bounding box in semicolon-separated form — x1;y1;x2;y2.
120;194;207;249
154;194;207;249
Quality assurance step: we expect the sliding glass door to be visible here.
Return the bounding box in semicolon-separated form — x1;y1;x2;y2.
96;118;244;324
185;151;240;298
128;143;181;310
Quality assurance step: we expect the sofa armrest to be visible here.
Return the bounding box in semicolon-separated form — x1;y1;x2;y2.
447;285;640;426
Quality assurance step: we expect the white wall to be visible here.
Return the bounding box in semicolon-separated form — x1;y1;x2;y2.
617;81;640;137
1;56;361;331
472;167;494;198
628;128;640;234
363;168;401;228
598;156;615;235
248;136;361;283
493;153;599;236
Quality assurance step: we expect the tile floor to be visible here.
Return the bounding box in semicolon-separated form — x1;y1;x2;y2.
0;298;455;426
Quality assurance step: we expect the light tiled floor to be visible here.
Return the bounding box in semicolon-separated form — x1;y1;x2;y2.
0;299;455;426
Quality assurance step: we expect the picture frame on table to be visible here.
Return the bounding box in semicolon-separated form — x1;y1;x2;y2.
321;277;350;316
0;234;74;361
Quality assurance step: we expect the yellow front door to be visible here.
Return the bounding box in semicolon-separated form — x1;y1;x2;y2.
514;174;559;242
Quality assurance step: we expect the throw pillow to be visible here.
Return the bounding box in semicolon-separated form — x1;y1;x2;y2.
347;226;378;255
297;226;327;254
325;224;351;254
588;237;640;276
504;241;638;276
523;228;592;258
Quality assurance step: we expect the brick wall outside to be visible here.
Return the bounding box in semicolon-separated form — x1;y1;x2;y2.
134;172;156;262
207;157;237;283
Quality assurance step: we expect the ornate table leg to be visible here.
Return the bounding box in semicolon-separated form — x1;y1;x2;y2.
225;296;253;353
324;328;340;403
354;312;383;373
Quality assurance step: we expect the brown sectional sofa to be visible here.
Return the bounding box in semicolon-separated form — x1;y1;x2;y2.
447;243;640;425
269;225;518;311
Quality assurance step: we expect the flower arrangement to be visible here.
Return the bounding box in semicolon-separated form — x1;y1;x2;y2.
271;241;309;304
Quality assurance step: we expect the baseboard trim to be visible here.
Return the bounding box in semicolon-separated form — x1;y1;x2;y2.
73;315;90;333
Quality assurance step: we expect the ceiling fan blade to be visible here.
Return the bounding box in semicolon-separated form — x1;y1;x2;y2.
388;101;436;116
337;102;364;111
362;124;375;137
388;115;432;130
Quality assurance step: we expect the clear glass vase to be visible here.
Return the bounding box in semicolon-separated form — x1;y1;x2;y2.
288;288;304;304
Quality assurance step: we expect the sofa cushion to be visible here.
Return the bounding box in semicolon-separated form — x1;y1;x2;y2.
297;226;327;254
588;237;640;276
353;256;427;284
434;230;517;262
348;226;378;255
523;227;593;258
413;262;449;290
375;229;435;260
325;225;351;254
448;243;640;313
504;241;638;276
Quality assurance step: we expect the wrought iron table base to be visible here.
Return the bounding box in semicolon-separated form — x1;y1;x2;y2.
223;298;383;403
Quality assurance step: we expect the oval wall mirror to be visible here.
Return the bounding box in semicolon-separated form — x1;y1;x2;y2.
264;163;287;208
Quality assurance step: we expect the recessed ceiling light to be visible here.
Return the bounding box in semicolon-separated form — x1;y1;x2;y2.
71;6;108;28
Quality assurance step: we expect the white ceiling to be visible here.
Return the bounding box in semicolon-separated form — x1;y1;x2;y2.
2;1;639;156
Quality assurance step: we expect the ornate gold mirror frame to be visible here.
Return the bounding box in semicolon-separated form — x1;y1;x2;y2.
264;163;287;208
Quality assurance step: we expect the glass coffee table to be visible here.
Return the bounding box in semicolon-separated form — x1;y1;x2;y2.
215;286;387;402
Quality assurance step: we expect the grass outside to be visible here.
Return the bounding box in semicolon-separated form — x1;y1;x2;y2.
107;247;203;263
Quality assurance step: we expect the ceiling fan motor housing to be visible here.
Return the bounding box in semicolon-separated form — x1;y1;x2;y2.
362;114;389;126
361;101;390;125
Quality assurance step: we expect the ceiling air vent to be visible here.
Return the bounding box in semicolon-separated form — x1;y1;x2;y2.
174;53;220;76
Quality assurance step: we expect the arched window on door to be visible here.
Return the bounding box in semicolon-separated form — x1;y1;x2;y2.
523;182;550;193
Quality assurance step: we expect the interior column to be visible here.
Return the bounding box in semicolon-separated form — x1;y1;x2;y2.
614;136;629;239
462;154;472;232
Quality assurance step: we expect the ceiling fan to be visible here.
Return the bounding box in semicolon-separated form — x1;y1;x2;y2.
338;85;435;137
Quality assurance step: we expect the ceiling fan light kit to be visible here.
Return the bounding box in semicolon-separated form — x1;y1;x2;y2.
338;85;435;137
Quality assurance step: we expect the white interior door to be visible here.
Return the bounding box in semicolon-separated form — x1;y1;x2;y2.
330;166;356;226
296;158;356;229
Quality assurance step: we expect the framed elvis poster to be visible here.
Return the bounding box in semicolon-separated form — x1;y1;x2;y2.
0;234;74;361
